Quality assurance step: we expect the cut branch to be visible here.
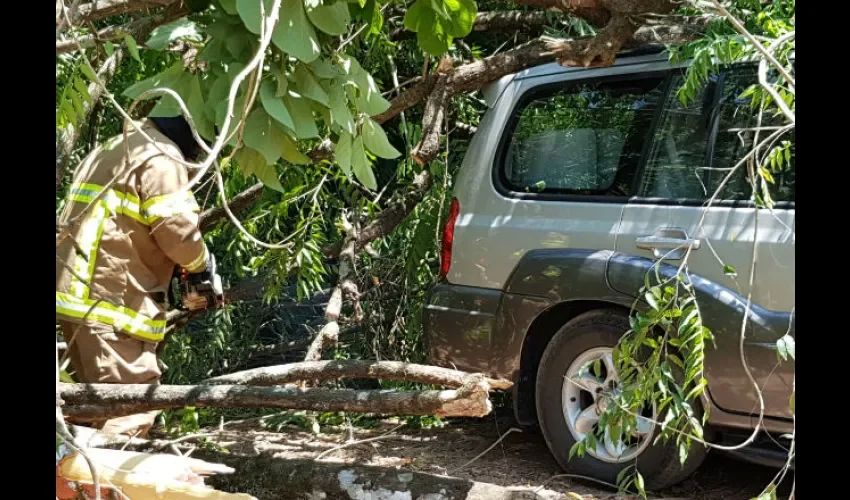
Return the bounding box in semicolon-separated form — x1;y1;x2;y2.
473;11;550;32
60;376;493;420
204;360;513;390
410;60;452;165
304;218;359;363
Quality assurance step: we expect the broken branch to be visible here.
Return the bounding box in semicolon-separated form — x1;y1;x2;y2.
59;376;493;420
204;360;513;390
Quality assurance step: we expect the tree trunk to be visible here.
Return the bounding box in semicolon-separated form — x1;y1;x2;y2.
60;376;493;420
204;360;513;390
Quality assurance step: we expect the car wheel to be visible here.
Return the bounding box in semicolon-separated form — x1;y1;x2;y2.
536;308;708;491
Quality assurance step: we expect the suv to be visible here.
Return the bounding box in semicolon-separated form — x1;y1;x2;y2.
423;49;795;489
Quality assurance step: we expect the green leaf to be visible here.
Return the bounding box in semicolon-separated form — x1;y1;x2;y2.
242;108;286;165
73;77;92;105
362;117;401;159
122;61;184;100
723;264;737;276
678;441;688;465
645;292;660;311
80;61;98;82
260;79;295;130
328;84;354;134
294;63;330;106
273;0;321;63
59;369;75;383
776;334;795;361
443;0;477;37
351;135;377;190
306;0;351;36
124;34;141;62
146;18;201;50
219;0;238;14
235;146;284;193
236;0;275;34
336;130;353;176
279;134;311;165
283;93;320;139
104;41;115;56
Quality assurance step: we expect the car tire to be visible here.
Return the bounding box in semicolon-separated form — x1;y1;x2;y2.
535;308;708;491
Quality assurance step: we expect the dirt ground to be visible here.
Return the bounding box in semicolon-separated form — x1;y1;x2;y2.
185;409;792;500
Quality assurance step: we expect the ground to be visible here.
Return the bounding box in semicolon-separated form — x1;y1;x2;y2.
173;408;793;500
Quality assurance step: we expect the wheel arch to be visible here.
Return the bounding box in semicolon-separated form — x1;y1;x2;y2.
513;300;632;426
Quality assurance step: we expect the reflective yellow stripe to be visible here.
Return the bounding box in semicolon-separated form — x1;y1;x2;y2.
69;183;146;224
183;245;208;273
68;200;108;299
142;191;200;223
68;183;200;225
56;292;166;342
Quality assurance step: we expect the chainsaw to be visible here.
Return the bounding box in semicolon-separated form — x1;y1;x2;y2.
168;253;224;312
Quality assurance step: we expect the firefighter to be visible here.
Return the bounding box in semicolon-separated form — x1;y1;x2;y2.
56;114;221;437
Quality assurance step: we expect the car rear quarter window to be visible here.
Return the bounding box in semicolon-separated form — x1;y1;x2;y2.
499;76;667;196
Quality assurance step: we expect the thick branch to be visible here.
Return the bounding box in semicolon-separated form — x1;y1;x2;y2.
56;5;189;55
204;360;513;390
410;61;452;165
198;182;264;232
371;75;438;124
60;376;493;420
74;0;179;24
512;0;611;26
473;11;550;32
56;50;124;190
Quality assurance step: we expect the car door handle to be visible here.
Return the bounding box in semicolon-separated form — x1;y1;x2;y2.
636;236;701;251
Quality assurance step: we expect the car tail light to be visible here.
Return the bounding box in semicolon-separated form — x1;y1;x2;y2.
440;198;460;279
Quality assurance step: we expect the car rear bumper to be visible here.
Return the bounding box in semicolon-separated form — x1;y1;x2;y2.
422;283;504;376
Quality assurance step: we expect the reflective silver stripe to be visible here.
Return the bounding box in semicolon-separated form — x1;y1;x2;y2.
143;192;200;222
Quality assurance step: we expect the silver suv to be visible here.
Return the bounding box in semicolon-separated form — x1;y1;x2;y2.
423;49;795;489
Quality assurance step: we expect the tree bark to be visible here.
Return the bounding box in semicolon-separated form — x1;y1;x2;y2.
59;375;493;420
411;60;452;165
200;454;539;500
204;360;513;390
74;0;180;24
56;4;189;54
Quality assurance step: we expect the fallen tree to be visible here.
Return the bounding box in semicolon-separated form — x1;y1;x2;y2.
60;373;494;421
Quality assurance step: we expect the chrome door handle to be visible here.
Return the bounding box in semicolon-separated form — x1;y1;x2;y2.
635;236;701;251
635;227;699;260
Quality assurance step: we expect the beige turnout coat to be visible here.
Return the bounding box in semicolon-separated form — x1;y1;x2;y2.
56;119;209;343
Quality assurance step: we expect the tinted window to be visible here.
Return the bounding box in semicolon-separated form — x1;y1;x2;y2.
501;77;666;195
638;66;795;203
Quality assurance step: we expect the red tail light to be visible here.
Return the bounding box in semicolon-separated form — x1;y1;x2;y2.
440;198;460;279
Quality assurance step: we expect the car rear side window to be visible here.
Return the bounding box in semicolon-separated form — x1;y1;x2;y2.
638;65;795;204
500;76;667;196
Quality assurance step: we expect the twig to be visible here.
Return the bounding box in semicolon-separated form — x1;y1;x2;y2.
315;423;406;460
449;427;522;474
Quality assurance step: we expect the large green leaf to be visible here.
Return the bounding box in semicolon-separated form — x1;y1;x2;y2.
306;0;351;36
146;18;202;50
337;56;391;116
122;62;185;100
443;0;477;36
149;71;192;118
219;0;238;14
351;135;377;190
243;107;286;165
184;74;215;140
336;130;353;176
362;117;400;159
294;63;329;106
279;134;311;165
235;146;285;193
283;93;320;139
260;79;295;130
328;84;354;134
236;0;276;35
273;0;321;63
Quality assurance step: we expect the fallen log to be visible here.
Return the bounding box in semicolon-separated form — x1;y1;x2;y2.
60;375;492;421
204;359;513;390
196;453;540;500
